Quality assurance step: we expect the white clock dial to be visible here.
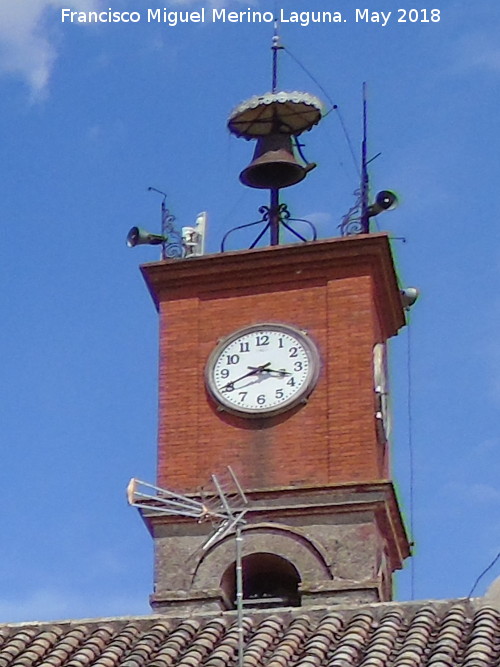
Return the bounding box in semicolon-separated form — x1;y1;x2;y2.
373;342;391;441
205;323;320;417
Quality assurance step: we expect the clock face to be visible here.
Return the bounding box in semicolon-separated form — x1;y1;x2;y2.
373;342;391;441
205;323;320;417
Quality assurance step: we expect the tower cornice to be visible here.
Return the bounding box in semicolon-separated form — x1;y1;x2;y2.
141;233;405;340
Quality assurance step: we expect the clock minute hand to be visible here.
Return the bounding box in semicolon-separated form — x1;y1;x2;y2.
222;362;272;391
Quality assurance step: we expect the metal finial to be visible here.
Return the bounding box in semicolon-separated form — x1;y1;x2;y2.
271;20;283;93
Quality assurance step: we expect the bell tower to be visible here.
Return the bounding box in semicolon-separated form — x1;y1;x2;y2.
130;37;411;614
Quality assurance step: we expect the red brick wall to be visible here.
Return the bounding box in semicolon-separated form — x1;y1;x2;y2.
157;278;381;491
143;236;404;494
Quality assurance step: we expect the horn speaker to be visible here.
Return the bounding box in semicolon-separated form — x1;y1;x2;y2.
126;227;166;247
367;190;398;217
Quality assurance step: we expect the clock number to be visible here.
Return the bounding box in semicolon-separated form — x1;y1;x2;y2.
256;335;269;346
226;354;240;365
275;389;284;399
293;361;303;371
239;392;248;401
278;338;284;348
220;368;229;378
289;347;298;357
287;377;296;387
257;394;266;405
239;341;250;353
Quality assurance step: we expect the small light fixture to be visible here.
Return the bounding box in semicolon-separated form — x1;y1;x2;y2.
400;287;419;309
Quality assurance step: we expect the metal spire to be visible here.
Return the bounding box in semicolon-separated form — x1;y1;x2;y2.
270;21;284;244
360;82;369;233
271;19;282;93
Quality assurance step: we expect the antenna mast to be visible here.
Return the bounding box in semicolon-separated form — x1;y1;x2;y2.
269;22;282;245
128;468;249;667
360;82;369;233
339;84;397;236
271;19;281;94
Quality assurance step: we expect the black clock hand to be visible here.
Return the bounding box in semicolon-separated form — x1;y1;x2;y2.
247;366;291;377
222;362;272;391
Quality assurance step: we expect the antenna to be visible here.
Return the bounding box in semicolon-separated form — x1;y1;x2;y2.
128;467;249;667
271;18;282;94
339;85;398;236
360;82;369;233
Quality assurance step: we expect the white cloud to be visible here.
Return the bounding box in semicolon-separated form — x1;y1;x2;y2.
0;0;249;96
0;0;102;97
304;211;334;238
0;588;148;624
469;483;500;504
474;438;500;455
0;589;73;623
456;33;500;74
444;481;500;505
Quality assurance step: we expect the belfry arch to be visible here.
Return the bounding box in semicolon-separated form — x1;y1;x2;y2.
221;553;301;609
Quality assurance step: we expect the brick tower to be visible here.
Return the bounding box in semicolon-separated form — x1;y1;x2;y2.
132;75;411;613
136;231;410;613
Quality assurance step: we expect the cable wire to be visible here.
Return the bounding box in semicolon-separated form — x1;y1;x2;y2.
284;46;336;106
406;312;416;600
283;47;360;178
468;551;500;598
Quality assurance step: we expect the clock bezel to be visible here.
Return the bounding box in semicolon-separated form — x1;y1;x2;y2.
205;322;321;418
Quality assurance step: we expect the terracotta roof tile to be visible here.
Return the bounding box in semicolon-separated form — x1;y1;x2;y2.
267;616;312;667
0;599;498;667
201;618;250;667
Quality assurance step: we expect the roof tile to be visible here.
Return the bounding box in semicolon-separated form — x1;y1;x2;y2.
0;598;498;667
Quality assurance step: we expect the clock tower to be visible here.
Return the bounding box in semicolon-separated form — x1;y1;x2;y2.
131;60;411;614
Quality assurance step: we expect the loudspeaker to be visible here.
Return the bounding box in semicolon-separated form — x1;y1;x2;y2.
367;190;398;217
126;227;166;247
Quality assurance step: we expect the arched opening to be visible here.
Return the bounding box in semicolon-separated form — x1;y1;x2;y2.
220;552;301;610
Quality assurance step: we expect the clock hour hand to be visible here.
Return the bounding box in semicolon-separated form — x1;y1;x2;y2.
247;365;291;377
222;362;272;391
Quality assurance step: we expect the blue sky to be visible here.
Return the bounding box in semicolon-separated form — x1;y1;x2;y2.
0;0;499;622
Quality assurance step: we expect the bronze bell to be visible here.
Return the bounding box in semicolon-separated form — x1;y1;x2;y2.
240;133;316;189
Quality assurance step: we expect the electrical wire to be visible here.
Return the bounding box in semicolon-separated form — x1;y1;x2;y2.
283;46;360;178
282;25;418;599
283;46;336;107
406;311;416;600
468;551;500;598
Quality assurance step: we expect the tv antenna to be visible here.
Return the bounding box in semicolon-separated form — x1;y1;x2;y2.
127;467;249;667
